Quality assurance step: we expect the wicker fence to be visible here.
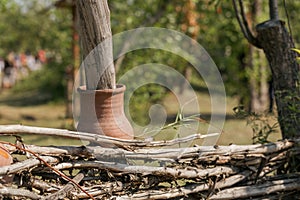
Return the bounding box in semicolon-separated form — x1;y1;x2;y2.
0;125;299;199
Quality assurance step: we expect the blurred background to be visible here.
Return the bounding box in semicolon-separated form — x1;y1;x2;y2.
0;0;299;145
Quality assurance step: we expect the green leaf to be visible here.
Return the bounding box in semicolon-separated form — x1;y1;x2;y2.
291;48;300;54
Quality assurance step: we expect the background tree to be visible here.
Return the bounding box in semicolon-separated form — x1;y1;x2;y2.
0;0;72;102
233;0;300;139
246;0;270;113
2;0;299;134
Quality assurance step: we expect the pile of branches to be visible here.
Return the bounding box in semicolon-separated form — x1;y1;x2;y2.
0;125;299;199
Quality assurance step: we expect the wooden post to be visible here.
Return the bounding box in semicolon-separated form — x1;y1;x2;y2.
75;0;116;90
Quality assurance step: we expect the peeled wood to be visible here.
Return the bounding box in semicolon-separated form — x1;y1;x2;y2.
0;124;220;148
116;172;250;200
30;178;60;193
0;124;298;199
71;182;124;198
3;145;293;169
43;173;84;200
0;156;59;175
54;161;238;179
0;188;41;199
75;0;115;89
209;177;300;200
0;125;293;151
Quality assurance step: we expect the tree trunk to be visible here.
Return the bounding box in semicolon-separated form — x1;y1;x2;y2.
66;5;80;119
178;0;200;93
256;20;300;139
248;0;270;113
259;51;270;112
75;0;115;90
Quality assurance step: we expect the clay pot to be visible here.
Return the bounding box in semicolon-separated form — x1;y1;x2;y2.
0;143;13;184
0;144;12;167
77;84;134;140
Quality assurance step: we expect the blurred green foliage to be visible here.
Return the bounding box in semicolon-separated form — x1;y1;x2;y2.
0;0;71;103
12;61;67;102
0;0;72;58
0;0;299;124
233;105;279;144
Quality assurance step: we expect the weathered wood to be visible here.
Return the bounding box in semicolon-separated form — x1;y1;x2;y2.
115;172;250;200
43;173;84;200
75;0;115;89
71;182;124;198
0;125;294;151
7;143;289;162
20;145;93;158
54;161;238;179
30;178;60;193
0;188;41;199
0;124;298;199
0;156;59;175
0;124;219;148
209;177;300;200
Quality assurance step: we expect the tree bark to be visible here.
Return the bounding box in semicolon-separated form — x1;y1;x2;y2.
256;20;300;139
75;0;115;90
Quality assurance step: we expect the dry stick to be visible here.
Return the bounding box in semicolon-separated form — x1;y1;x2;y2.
209;177;300;200
0;156;59;175
43;173;85;200
0;187;41;199
0;124;219;148
0;125;294;152
115;172;250;200
16;145;93;158
4;141;293;166
30;178;61;193
54;161;239;179
0;141;95;200
72;182;124;198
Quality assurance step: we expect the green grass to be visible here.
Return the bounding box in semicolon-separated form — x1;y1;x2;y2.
0;89;81;146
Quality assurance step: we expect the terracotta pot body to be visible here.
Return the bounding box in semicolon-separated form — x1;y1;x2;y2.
0;143;13;184
77;84;134;140
0;144;12;167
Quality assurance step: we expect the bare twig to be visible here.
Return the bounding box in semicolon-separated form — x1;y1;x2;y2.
4;140;293;167
115;172;250;200
209;177;300;199
0;124;219;148
30;178;61;193
54;161;238;180
0;156;59;175
0;187;41;199
43;172;85;200
71;182;124;198
232;0;261;48
0;141;95;200
0;124;297;199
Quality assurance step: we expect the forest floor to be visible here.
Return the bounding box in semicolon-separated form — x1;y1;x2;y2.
0;88;281;146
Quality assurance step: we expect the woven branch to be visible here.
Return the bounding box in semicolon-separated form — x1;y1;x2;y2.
0;124;219;149
0;124;299;199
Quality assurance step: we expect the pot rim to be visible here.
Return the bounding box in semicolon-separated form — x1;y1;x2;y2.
77;84;126;94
